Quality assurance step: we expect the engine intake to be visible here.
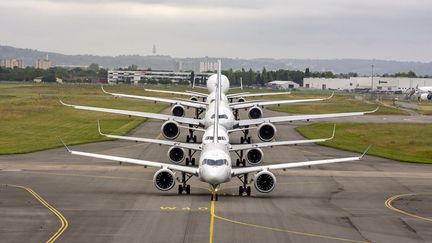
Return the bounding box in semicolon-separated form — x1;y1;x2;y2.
153;169;175;191
238;97;246;103
168;147;185;164
246;148;263;165
248;106;263;119
257;123;276;142
190;96;198;102
161;121;180;140
420;93;432;101
254;171;276;193
171;105;185;117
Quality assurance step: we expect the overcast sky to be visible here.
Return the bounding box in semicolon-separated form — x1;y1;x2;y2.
1;0;431;61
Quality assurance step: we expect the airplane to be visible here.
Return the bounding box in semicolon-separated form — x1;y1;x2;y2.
416;85;432;101
97;120;336;167
61;64;371;200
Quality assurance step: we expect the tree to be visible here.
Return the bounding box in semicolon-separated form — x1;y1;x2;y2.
88;63;100;71
305;68;310;78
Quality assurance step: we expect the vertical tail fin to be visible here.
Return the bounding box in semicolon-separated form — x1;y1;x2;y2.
240;77;243;90
213;60;222;143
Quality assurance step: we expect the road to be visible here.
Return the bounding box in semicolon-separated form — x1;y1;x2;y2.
0;108;431;243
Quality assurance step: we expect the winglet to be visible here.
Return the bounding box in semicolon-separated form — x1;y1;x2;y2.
101;85;109;94
59;138;71;152
325;92;335;100
59;99;73;107
360;145;372;159
366;107;379;114
330;124;336;139
97;120;104;135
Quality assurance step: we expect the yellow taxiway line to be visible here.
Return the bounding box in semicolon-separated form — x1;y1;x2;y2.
208;192;368;243
385;193;432;222
1;184;68;243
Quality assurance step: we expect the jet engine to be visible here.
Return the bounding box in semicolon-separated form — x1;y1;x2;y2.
161;121;180;140
246;148;263;165
171;105;185;117
190;96;198;102
420;93;432;101
254;171;276;193
248;106;263;119
238;97;246;103
257;123;277;142
168;147;185;164
153;169;175;191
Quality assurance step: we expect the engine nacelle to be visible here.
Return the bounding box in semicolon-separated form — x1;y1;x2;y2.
161;121;180;140
257;123;277;142
168;147;185;164
246;148;263;165
153;169;175;191
254;171;276;193
238;97;246;103
171;105;185;117
190;96;198;102
248;106;263;119
420;93;432;101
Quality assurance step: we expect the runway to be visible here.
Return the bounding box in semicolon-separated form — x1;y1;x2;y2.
0;108;431;243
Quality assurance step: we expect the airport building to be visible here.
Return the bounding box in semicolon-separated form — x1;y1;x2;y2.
107;70;212;84
0;59;24;68
199;61;219;72
36;58;52;70
267;80;300;90
303;77;432;92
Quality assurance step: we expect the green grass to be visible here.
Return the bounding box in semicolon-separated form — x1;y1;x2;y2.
269;92;407;115
296;123;432;164
0;83;169;154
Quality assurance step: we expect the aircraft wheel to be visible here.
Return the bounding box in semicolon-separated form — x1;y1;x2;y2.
240;137;244;144
186;185;191;195
193;135;197;143
186;135;190;143
210;194;214;201
178;185;183;194
185;158;190;166
242;159;246;167
239;186;244;196
247;137;251;144
191;158;196;166
246;186;251;196
215;194;219;201
236;159;240;167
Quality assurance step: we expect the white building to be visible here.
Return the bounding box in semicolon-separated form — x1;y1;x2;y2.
303;77;432;92
267;80;300;90
0;59;24;68
107;70;212;84
199;61;218;72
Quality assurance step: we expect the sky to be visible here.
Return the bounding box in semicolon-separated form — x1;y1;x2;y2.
1;0;431;61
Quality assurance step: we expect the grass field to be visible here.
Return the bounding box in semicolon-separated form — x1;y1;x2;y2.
296;123;432;164
0;83;168;154
269;92;408;115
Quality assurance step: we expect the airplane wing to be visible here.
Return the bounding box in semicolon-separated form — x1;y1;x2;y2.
145;89;208;98
229;125;335;151
227;91;291;99
98;121;202;151
185;90;209;97
60;140;198;175
102;86;206;109
236;107;379;127
230;93;334;110
231;146;370;176
59;100;201;126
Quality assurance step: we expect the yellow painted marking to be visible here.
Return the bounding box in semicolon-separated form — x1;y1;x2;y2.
1;184;68;243
208;194;215;243
209;191;368;243
385;193;432;222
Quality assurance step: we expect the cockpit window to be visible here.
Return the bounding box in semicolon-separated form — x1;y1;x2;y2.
205;136;225;140
203;159;228;166
210;114;228;119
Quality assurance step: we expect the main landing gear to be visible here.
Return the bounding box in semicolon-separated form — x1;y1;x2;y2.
234;150;246;167
210;193;219;201
237;174;252;196
240;126;251;144
177;172;192;195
